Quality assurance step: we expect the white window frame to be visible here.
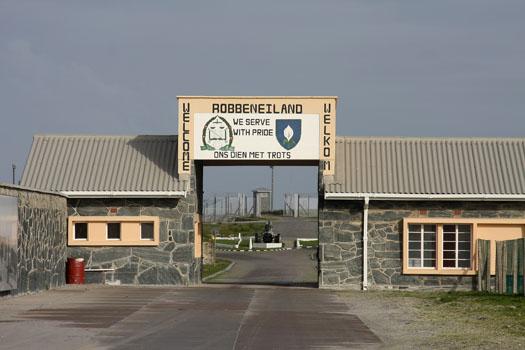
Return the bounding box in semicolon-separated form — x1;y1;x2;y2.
106;222;121;241
408;224;436;269
73;222;88;241
442;224;472;269
140;222;155;241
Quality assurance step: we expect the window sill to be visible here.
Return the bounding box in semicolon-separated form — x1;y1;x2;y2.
403;268;476;276
68;240;159;247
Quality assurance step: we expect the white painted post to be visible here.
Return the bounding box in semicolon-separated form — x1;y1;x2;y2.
249;237;253;251
363;197;370;291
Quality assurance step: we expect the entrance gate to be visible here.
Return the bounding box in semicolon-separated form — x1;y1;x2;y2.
176;97;337;285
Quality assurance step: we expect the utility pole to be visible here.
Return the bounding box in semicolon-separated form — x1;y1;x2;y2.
12;164;16;185
270;166;274;211
213;195;217;223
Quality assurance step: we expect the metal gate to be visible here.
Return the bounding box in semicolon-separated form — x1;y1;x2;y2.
0;195;17;292
203;193;254;222
283;193;318;217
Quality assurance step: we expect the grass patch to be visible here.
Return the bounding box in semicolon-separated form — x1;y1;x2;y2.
413;291;525;346
214;239;239;246
238;238;250;249
342;290;525;348
412;291;525;334
202;259;231;278
203;222;265;241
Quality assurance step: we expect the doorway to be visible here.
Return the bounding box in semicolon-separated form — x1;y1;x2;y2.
199;165;319;287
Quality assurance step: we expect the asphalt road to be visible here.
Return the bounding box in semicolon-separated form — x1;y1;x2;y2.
209;249;318;286
0;285;381;350
271;217;318;247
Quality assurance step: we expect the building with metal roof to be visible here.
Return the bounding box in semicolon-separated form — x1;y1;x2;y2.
325;136;525;200
22;134;525;200
20;135;186;198
17;132;525;291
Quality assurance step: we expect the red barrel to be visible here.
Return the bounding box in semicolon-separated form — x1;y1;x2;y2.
66;257;85;284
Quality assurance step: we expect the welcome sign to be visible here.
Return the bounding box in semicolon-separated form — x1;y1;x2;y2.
194;114;320;160
177;96;337;177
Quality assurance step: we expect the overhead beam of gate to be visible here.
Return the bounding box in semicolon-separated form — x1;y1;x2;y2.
177;96;337;179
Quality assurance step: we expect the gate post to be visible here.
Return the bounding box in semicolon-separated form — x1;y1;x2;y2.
294;193;299;218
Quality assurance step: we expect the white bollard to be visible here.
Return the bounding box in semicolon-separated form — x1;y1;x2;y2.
249;237;253;251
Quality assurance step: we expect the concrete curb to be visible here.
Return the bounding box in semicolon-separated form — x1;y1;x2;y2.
216;247;293;252
202;261;235;282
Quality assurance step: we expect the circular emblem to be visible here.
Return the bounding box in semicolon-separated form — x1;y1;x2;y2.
201;115;235;151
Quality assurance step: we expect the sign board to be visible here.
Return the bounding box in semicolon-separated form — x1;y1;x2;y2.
194;113;319;161
177;96;336;177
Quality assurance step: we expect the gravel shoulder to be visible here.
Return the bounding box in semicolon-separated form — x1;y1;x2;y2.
338;290;525;349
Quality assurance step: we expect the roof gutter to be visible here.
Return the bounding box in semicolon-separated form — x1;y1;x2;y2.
324;193;525;201
60;191;187;199
0;183;67;197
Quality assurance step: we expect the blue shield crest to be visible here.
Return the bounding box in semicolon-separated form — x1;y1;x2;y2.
275;119;301;150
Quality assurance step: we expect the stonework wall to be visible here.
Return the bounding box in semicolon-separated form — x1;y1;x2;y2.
319;198;525;290
67;196;199;285
0;185;68;294
319;199;363;288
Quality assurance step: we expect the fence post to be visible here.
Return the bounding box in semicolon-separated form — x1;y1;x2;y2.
240;193;245;216
486;240;491;292
477;239;491;292
307;196;310;216
496;241;503;294
213;196;217;222
294;193;299;218
477;239;482;292
522;238;525;296
512;240;518;294
503;241;508;294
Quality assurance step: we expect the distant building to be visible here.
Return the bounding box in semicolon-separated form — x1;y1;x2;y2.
253;188;271;216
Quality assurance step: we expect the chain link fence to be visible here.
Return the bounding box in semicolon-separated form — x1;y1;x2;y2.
203;193;254;222
203;192;318;221
283;193;318;217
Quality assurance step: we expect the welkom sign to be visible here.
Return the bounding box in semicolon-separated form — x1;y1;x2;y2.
177;96;337;177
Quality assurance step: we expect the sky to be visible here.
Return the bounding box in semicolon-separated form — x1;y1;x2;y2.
1;1;524;206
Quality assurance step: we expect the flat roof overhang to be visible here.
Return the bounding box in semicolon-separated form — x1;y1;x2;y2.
61;191;187;199
324;192;525;201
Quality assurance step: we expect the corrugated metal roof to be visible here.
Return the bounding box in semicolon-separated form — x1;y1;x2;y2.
326;136;525;197
20;135;185;194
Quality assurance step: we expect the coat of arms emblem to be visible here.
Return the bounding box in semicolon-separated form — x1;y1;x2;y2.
201;115;234;151
275;119;301;150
